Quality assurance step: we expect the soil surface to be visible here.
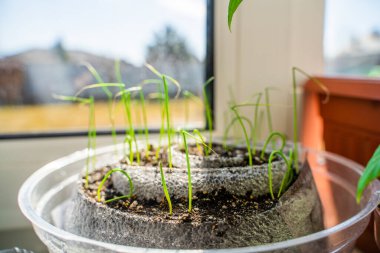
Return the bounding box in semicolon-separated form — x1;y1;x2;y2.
122;143;276;168
84;166;279;225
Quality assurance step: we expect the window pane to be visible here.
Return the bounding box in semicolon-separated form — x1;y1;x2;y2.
0;0;209;134
324;0;380;77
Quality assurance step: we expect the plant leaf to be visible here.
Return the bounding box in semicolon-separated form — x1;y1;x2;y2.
228;0;243;31
356;145;380;203
75;83;125;97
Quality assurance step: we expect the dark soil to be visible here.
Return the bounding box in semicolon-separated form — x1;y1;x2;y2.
84;167;279;225
121;143;276;168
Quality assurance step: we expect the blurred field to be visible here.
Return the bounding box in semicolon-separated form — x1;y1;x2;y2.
0;99;204;133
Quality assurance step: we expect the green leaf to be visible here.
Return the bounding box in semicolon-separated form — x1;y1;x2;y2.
356;145;380;203
228;0;243;31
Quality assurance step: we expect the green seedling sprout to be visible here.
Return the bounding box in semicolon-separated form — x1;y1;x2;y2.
260;131;286;160
277;149;294;198
114;59;123;84
181;129;217;213
252;93;262;151
145;64;182;164
158;101;166;160
264;87;278;148
193;129;208;154
147;91;166;160
159;162;173;215
74;82;125;156
202;77;215;154
228;86;241;141
145;64;182;98
115;59;130;156
115;87;142;163
139;89;150;155
230;105;253;166
97;168;134;203
84;62;119;147
162;76;173;169
183;90;203;129
256;110;265;139
292;67;329;173
356;145;380;203
136;79;165;156
223;115;254;149
181;130;193;212
53;94;96;188
267;150;293;200
231;92;264;154
115;60;145;158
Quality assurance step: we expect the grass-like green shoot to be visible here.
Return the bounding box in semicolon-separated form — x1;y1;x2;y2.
123;135;133;164
114;59;123;84
145;64;181;98
227;86;241;142
145;64;182;163
180;129;217;213
277;149;294;198
53;94;96;188
115;87;142;163
230;92;265;154
356;145;380;203
184;91;190;129
89;96;96;175
192;129;208;155
74;82;125;157
223;115;254;149
159;162;172;215
139;89;150;155
264;87;277;148
260;131;286;160
146;91;166;161
230;105;253;166
202;77;215;154
252;93;262;152
122;91;135;160
267;150;293;200
97;168;134;203
181;130;193;213
157;103;166;160
162;76;173;169
183;90;203;129
291;67;329;173
84;63;118;146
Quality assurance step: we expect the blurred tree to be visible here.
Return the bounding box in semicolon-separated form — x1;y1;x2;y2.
146;26;196;64
145;25;203;96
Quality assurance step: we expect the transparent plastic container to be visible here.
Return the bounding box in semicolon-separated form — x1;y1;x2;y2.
18;144;380;253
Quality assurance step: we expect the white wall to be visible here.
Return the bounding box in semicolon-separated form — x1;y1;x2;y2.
214;0;325;139
0;0;326;232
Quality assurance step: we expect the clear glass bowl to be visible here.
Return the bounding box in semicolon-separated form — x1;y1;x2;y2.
18;144;380;253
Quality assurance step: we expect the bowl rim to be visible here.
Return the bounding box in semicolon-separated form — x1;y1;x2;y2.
18;144;380;253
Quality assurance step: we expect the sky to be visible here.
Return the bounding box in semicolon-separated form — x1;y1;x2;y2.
324;0;380;58
2;0;379;62
0;0;207;65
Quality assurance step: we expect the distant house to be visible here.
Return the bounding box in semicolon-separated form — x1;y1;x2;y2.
0;60;25;105
326;30;380;76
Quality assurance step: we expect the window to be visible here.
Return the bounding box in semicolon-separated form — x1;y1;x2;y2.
324;0;380;77
0;0;213;136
